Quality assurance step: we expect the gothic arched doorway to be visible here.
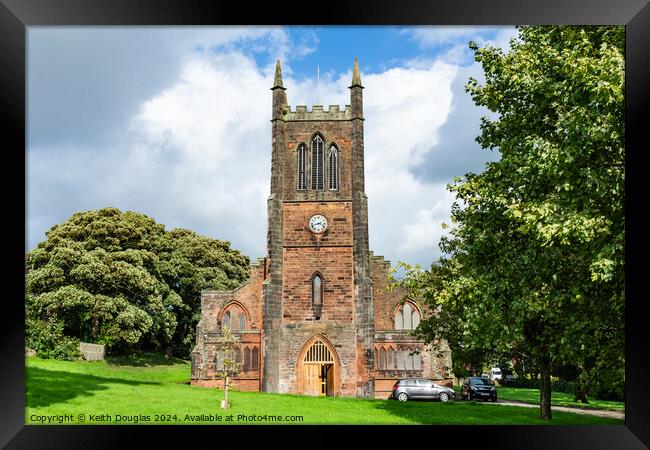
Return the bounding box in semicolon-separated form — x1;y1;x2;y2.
296;335;339;397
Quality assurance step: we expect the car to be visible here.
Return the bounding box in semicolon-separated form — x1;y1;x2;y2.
489;367;503;381
391;378;456;402
461;376;497;402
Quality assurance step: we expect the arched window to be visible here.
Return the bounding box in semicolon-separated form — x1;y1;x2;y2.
413;350;422;370
251;347;259;370
297;144;307;190
406;349;414;370
394;302;421;331
388;347;396;370
397;350;405;370
243;347;251;371
311;135;324;190
379;347;387;370
221;303;248;331
312;274;323;306
328;145;338;190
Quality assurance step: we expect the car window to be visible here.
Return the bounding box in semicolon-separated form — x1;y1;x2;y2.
404;379;416;386
416;379;430;386
470;377;492;386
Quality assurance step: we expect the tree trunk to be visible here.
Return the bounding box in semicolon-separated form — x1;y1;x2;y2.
539;354;552;420
574;382;589;403
223;375;230;409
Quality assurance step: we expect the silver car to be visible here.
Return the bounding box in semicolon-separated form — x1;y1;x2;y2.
391;378;456;402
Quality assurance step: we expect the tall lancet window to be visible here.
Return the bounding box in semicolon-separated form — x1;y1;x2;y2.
328;145;338;190
311;135;324;190
312;274;323;306
297;144;307;191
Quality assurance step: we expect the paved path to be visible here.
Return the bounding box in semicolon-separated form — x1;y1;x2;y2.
496;399;625;420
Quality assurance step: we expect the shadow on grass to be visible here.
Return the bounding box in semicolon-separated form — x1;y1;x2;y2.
105;352;188;367
26;366;161;408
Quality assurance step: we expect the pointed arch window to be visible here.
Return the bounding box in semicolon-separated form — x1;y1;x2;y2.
251;347;259;370
394;301;421;331
312;274;323;306
328;145;338;190
311;135;324;190
221;303;248;331
297;144;307;191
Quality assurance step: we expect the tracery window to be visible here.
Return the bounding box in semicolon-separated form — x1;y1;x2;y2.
311;135;324;190
297;144;307;190
328;145;338;190
221;303;248;331
394;301;421;330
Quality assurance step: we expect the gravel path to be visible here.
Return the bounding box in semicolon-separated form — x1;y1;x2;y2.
496;399;625;420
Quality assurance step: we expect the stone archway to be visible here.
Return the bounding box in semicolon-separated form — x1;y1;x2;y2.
296;334;340;397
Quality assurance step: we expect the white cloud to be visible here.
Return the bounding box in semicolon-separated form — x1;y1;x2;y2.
28;27;507;267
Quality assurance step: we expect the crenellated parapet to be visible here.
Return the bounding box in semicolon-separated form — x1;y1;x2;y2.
283;104;352;121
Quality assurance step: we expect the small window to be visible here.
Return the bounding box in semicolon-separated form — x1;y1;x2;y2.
312;274;322;306
379;347;387;370
251;347;259;370
388;348;396;370
397;350;405;370
223;311;230;329
244;347;251;371
239;314;246;331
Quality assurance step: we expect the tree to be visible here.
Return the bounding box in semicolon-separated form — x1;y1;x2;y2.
26;207;250;358
213;324;241;409
395;26;624;420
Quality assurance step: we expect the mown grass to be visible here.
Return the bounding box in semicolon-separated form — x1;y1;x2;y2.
26;355;623;425
495;387;624;412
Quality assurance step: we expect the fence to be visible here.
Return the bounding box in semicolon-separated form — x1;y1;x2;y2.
78;342;105;361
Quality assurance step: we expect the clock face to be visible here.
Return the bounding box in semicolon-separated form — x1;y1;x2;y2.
308;214;328;233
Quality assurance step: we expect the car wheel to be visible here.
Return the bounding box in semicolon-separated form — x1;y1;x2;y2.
397;392;408;402
439;392;449;403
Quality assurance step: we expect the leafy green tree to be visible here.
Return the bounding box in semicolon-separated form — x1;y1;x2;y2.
26;207;250;358
395;26;624;420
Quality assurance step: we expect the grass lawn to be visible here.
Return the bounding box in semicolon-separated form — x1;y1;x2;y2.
26;355;623;425
493;387;624;412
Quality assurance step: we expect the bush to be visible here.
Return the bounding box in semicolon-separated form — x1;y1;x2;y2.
26;317;81;360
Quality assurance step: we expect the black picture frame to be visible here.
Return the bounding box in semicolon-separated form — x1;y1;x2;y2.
2;0;648;448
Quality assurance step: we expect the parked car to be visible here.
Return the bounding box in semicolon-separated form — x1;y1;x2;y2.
461;376;497;402
391;378;456;402
489;367;503;381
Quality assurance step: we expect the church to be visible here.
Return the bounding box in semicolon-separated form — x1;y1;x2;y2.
191;59;453;398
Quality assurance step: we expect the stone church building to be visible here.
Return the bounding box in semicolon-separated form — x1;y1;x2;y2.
191;59;453;398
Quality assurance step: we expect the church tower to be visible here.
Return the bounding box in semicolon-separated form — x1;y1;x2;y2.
191;58;453;398
262;59;375;397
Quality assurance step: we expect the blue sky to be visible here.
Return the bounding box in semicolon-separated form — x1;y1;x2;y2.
27;26;516;267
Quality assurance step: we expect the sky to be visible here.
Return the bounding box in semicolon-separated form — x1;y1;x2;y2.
27;26;517;268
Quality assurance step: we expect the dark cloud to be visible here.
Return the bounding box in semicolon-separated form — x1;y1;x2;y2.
409;64;500;185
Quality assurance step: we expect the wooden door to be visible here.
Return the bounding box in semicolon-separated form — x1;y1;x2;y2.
303;364;321;396
301;339;336;396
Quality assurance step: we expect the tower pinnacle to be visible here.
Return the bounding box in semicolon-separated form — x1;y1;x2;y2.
350;58;363;88
272;59;285;90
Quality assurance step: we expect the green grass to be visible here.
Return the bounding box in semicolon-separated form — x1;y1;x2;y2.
26;355;623;425
493;387;624;412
